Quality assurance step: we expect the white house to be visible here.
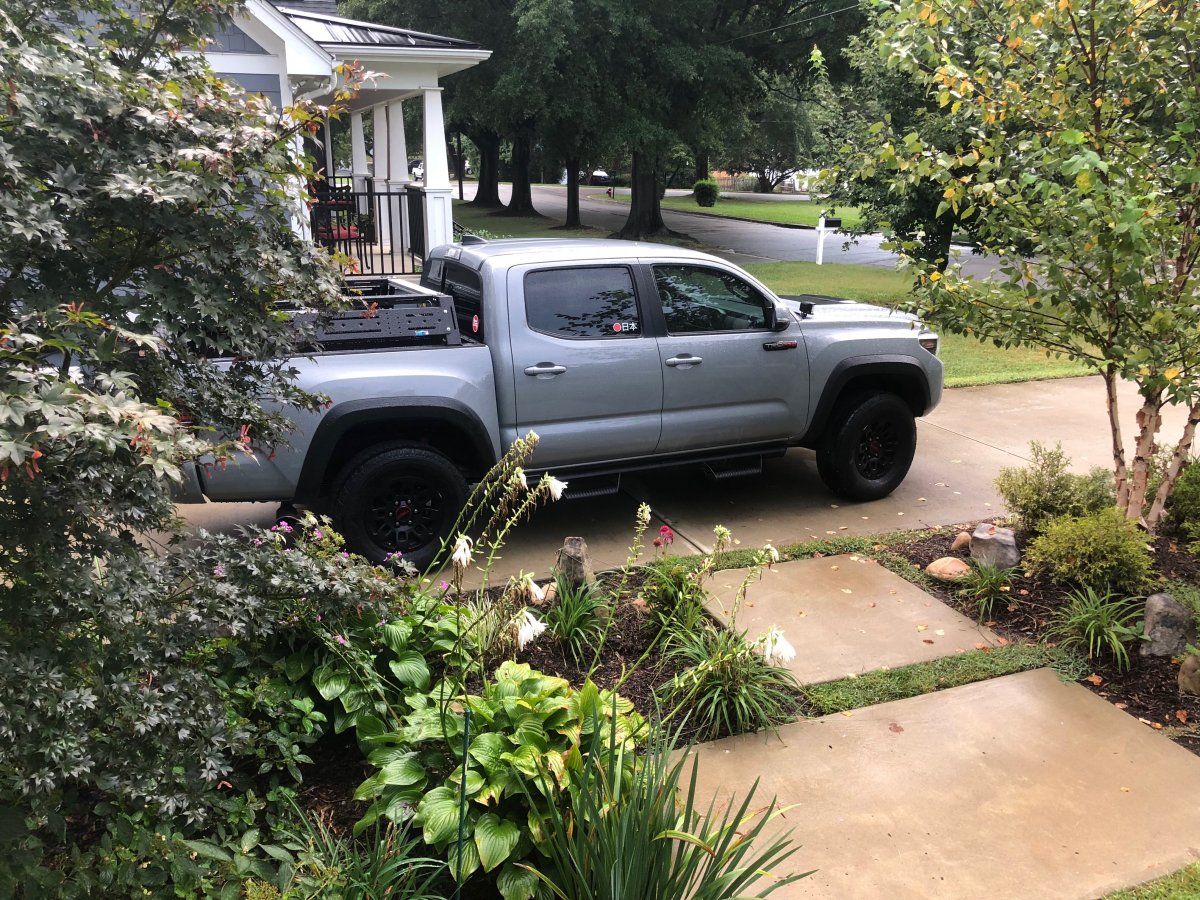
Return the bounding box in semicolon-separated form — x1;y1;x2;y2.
203;0;490;273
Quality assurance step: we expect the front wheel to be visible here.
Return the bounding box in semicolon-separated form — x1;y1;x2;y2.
816;393;917;501
330;442;468;570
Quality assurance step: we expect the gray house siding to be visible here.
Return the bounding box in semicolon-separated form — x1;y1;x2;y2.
224;72;283;107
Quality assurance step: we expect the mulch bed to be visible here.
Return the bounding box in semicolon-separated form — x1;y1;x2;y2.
888;527;1200;756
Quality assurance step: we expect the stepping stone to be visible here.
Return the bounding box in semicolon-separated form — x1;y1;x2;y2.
684;669;1200;899
705;555;995;684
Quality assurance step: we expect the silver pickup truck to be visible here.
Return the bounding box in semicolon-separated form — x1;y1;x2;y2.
179;238;943;567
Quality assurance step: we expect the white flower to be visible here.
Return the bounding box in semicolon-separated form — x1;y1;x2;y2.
763;543;780;564
760;626;796;666
512;467;528;490
451;534;473;569
521;572;547;604
546;476;568;501
637;502;652;526
712;525;732;551
516;609;546;650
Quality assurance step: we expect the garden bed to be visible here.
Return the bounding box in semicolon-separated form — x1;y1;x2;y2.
888;527;1200;756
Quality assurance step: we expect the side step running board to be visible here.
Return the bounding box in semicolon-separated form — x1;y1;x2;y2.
702;457;764;481
562;474;621;500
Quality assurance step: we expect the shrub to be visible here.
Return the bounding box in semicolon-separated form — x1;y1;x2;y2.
1025;508;1154;594
524;722;809;899
693;178;720;207
660;626;798;740
1165;460;1200;542
956;561;1018;622
641;560;708;636
994;442;1115;532
1046;587;1144;672
350;665;645;898
544;575;608;664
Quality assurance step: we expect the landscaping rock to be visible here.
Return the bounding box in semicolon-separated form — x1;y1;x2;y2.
950;531;972;553
1180;654;1200;696
926;557;972;581
969;523;1020;569
1141;593;1197;658
554;536;596;587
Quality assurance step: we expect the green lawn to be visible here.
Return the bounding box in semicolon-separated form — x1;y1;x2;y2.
745;261;1089;388
603;191;862;229
1107;863;1200;899
446;212;1088;389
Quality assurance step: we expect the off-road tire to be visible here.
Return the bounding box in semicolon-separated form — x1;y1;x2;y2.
816;392;917;501
330;442;467;569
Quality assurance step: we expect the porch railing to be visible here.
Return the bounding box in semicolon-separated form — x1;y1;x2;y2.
309;182;426;277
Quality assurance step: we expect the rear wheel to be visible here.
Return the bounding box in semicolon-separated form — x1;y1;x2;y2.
330;442;468;569
816;392;917;501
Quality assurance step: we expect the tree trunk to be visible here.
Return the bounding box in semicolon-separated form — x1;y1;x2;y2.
562;156;581;229
1126;392;1164;523
500;133;537;216
470;132;502;208
1146;400;1200;528
615;150;671;239
1106;367;1132;510
755;173;773;193
693;149;710;184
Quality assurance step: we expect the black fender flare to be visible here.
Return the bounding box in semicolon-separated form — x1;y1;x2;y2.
294;397;497;503
800;355;934;448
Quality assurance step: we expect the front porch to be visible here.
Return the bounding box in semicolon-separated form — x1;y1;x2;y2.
208;0;490;274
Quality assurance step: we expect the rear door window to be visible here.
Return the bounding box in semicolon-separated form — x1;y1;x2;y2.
424;259;485;340
524;266;641;339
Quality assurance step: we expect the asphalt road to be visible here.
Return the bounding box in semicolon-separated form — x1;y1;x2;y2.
464;183;999;277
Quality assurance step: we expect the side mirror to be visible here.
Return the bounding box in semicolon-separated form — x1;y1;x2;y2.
764;304;790;332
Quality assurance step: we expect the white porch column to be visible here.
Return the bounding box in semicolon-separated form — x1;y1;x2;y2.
371;103;390;246
421;87;453;250
385;99;411;255
350;112;369;189
322;117;335;180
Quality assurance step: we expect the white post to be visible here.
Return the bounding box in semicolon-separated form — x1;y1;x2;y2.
421;86;453;250
350;112;369;187
386;99;410;256
372;103;390;246
322;117;335;181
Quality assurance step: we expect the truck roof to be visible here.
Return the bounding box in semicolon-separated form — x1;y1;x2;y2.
434;238;732;271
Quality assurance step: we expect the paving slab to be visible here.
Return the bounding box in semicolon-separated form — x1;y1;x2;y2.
685;668;1200;899
704;555;995;684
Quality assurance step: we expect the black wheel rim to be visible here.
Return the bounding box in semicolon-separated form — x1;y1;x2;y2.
854;419;899;480
364;474;447;555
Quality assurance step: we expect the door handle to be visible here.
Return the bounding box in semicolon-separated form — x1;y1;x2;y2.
665;355;703;367
524;363;567;376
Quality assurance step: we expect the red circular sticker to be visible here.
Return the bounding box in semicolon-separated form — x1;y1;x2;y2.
471;315;480;333
612;322;622;332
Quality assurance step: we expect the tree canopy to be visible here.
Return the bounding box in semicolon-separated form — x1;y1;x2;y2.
850;0;1200;527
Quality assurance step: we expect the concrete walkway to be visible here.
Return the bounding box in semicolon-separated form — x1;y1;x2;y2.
685;669;1200;898
705;556;996;684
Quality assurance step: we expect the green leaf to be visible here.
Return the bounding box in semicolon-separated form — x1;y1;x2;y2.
181;840;233;863
388;651;431;690
416;786;463;847
447;837;481;883
1061;128;1086;145
380;752;427;787
381;621;411;653
497;862;540;900
312;663;350;702
474;813;521;872
239;828;260;854
469;732;508;773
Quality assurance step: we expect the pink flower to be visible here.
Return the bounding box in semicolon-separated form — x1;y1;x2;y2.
252;538;263;547
312;529;324;540
659;525;675;545
272;521;293;534
212;564;225;577
335;634;348;647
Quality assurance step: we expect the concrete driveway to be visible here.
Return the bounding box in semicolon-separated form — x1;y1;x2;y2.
178;375;1195;583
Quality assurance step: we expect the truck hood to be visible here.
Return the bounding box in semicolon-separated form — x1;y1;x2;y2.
777;293;922;327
